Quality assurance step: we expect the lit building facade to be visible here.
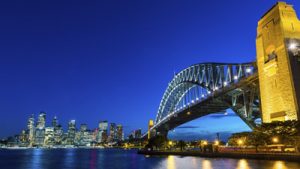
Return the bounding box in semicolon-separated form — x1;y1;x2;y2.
44;127;55;146
98;121;108;143
34;128;45;146
37;112;46;129
148;120;154;139
109;123;116;142
256;2;300;122
52;116;58;128
116;125;123;141
27;114;35;146
54;124;63;144
67;120;76;145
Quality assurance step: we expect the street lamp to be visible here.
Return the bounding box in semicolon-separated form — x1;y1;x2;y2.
272;137;279;144
238;139;243;146
214;140;219;146
203;141;208;145
168;141;173;146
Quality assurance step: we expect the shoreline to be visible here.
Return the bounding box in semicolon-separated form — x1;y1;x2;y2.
137;150;300;162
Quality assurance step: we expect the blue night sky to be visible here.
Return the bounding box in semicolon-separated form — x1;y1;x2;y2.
0;0;299;140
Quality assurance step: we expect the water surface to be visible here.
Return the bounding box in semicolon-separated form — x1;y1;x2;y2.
0;149;299;169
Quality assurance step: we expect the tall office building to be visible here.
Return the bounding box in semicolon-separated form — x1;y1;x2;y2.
34;128;45;146
98;121;108;143
67;120;76;145
44;127;55;146
116;125;123;141
80;124;88;132
27;114;35;146
19;130;28;145
77;124;92;146
134;129;142;139
37;112;46;129
54;124;63;144
34;112;46;146
109;123;116;142
99;121;108;131
52;116;58;128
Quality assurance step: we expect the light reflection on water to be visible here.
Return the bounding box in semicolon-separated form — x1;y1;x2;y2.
236;159;250;169
0;149;300;169
167;156;176;169
202;159;212;169
64;148;75;168
30;148;43;169
272;161;288;169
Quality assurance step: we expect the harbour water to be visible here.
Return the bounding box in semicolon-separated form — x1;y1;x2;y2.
0;148;300;169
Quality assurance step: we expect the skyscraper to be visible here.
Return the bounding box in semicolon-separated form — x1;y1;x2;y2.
27;114;35;146
52;116;58;128
37;112;46;129
44;127;55;146
80;124;88;132
67;120;76;145
99;121;108;131
34;128;45;146
133;129;142;139
34;112;46;146
109;123;116;142
54;124;63;145
98;121;108;143
116;125;123;141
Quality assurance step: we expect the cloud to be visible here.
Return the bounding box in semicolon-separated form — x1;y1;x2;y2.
206;113;238;119
177;125;200;129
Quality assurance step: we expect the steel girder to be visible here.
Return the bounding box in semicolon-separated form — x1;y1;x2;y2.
153;62;259;134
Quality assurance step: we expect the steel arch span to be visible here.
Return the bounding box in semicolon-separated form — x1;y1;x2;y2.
148;62;261;138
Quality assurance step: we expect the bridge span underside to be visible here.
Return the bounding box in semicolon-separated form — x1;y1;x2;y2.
150;63;261;137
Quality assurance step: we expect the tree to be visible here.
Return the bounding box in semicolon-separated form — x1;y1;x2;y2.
145;135;168;150
177;140;186;151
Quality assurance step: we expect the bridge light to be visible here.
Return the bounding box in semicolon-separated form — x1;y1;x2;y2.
234;75;238;80
191;100;195;103
187;111;191;115
207;91;211;94
246;68;252;73
223;81;228;86
201;94;205;98
196;97;199;100
289;42;298;50
215;87;219;90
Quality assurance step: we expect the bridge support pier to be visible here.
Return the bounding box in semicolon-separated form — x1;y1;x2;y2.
256;2;300;122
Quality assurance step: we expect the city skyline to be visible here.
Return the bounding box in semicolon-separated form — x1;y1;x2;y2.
1;0;300;140
5;111;130;147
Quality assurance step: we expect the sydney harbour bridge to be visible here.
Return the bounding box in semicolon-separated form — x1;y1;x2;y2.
143;2;300;139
